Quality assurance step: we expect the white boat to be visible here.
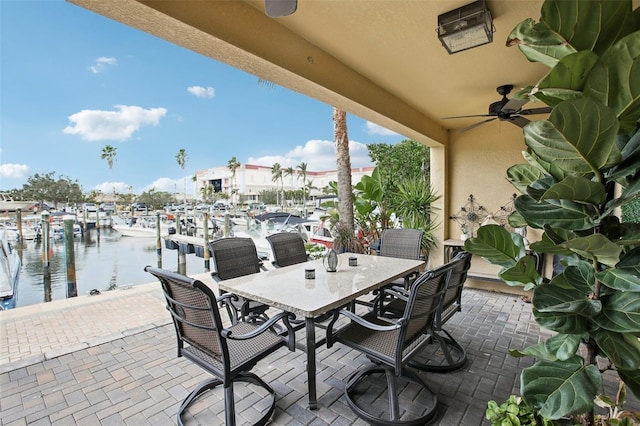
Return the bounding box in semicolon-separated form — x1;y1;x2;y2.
0;229;20;310
0;193;36;213
111;215;174;238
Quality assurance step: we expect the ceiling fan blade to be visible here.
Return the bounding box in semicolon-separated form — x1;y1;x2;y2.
442;114;493;119
519;107;553;115
265;0;297;17
502;98;527;112
508;116;530;128
458;117;497;132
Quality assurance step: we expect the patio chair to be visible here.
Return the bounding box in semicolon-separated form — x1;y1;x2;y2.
364;228;425;310
325;263;451;425
144;266;295;426
379;251;473;372
419;250;472;371
208;237;269;324
266;232;309;268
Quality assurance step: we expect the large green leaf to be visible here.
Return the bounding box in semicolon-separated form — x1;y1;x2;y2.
529;231;576;255
596;247;640;291
610;127;640;183
499;255;542;288
560;234;622;267
507;164;546;194
540;175;606;205
541;0;636;55
584;32;640;133
533;277;593;333
524;99;621;176
517;85;584;108
507;18;577;67
515;195;597;231
523;149;567;181
593;328;640;370
562;260;597;294
594;291;640;332
618;368;640;400
510;333;582;361
521;358;602;419
536;51;599;93
463;225;525;268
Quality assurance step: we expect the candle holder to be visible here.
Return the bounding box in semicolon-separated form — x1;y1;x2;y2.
305;268;315;279
348;256;358;266
323;248;340;272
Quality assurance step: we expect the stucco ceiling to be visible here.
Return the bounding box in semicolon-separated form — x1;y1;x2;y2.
67;0;551;146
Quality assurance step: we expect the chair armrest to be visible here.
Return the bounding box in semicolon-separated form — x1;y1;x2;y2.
326;308;402;348
222;311;297;351
216;293;239;304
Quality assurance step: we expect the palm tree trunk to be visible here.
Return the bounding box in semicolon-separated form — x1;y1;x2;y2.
333;107;354;229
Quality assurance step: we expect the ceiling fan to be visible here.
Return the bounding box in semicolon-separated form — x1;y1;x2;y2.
265;0;297;17
442;84;552;132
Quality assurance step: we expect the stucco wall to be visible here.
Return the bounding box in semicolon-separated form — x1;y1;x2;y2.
444;121;539;293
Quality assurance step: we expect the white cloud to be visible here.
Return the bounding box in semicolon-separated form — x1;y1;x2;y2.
90;57;117;74
187;86;215;98
0;163;29;179
248;139;374;171
143;177;193;195
93;182;131;194
63;105;167;141
365;121;398;136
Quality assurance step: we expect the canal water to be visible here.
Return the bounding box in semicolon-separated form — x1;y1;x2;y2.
12;228;211;309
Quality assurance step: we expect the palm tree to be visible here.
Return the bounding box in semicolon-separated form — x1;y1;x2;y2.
101;145;117;204
284;166;295;205
227;156;240;205
333;107;354;229
175;149;188;211
271;163;283;209
297;162;308;214
101;145;117;169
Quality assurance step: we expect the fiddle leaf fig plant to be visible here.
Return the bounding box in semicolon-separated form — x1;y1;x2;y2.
464;1;640;425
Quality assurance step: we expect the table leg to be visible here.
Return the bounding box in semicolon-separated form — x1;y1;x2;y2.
305;317;318;410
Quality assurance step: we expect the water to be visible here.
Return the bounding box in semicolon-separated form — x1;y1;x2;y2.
12;228;212;309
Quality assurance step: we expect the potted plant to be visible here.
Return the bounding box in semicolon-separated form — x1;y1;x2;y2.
464;1;640;425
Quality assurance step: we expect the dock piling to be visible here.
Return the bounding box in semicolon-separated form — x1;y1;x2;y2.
64;217;78;298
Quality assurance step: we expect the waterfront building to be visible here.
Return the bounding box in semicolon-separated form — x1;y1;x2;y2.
194;163;374;205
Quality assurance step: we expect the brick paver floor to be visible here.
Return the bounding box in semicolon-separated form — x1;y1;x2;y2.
1;277;637;425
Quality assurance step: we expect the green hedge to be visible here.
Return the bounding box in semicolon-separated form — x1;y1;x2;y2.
622;196;640;223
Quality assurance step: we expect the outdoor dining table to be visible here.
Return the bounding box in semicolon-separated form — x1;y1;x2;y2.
213;252;425;410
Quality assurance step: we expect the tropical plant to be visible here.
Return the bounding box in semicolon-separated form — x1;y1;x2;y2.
464;1;640;425
271;162;283;208
101;145;117;169
367;139;430;184
486;395;545;426
331;221;365;254
392;176;440;257
297;161;309;211
353;168;395;246
227;156;240;203
175;148;188;209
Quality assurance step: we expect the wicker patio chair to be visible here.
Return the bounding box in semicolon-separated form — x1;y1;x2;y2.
208;237;269;324
379;251;473;372
325;263;452;425
144;266;295;426
364;228;425;310
266;232;309;268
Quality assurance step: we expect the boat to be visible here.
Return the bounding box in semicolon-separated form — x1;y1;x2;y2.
0;229;21;310
111;215;174;238
0;193;36;213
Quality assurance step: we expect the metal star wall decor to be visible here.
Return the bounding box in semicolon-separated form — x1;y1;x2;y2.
449;194;488;237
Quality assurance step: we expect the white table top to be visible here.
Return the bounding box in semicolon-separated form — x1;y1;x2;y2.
215;253;425;318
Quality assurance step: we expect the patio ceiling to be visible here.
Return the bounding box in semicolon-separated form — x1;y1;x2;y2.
67;0;550;147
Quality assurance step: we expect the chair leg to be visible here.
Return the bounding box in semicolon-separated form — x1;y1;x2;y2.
410;328;467;372
177;373;276;426
177;377;223;426
344;365;437;426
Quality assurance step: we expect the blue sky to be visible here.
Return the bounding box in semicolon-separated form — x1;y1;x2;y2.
0;0;405;196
